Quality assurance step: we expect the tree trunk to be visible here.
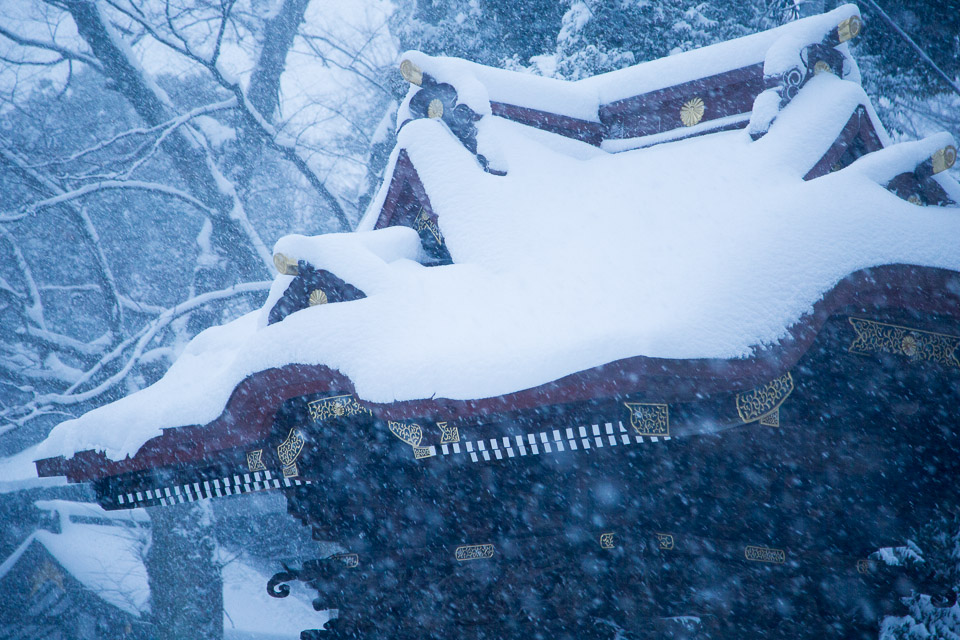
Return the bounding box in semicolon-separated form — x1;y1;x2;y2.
62;0;267;286
146;502;223;640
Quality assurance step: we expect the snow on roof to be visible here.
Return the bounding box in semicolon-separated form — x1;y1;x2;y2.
395;4;861;122
33;11;960;464
0;501;325;635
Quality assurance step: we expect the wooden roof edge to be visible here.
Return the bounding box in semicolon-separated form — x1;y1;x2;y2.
36;263;960;484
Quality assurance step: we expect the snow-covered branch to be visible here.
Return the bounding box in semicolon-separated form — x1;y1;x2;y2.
0;281;270;430
0;23;104;71
11;180;219;219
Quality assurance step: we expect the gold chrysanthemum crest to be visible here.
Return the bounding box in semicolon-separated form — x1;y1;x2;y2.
680;97;705;127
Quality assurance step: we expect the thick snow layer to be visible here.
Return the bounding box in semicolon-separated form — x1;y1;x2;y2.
35;39;960;465
398;4;861;121
0;501;325;634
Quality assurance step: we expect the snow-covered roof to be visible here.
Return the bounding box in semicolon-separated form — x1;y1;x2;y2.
33;6;960;465
0;501;325;636
392;5;864;122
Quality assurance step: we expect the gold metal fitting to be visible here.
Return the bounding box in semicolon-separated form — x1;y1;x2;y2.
813;60;832;75
679;97;704;127
399;59;423;86
931;145;957;174
308;289;328;306
427;98;444;119
837;15;862;42
273;253;298;275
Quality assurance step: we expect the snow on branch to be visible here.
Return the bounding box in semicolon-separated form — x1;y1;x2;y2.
30;98;237;171
0;281;271;430
9;180;219;220
0;24;104;72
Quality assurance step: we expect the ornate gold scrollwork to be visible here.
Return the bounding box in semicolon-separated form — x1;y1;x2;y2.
389;421;435;459
736;372;794;425
759;409;780;428
744;545;786;564
624;402;669;437
307;394;372;423
856;558;871;575
331;553;359;569
848;317;960;368
455;544;495;562
680;97;705;127
437;421;459;444
599;533;617;549
246;449;267;472
277;429;305;478
415;208;444;245
655;533;675;551
388;421;423;447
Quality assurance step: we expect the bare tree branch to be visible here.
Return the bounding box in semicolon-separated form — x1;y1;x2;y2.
0;23;104;71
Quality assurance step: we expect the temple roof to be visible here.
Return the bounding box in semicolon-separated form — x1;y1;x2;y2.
32;4;960;466
0;501;324;636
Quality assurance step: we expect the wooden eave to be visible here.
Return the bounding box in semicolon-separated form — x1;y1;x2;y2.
35;263;960;484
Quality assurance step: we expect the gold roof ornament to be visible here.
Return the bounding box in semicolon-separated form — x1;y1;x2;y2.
837;15;862;42
427;98;444;119
399;59;423;86
932;145;957;174
308;289;328;306
680;97;705;127
273;253;298;275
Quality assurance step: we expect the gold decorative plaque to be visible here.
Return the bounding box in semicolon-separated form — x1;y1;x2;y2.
246;449;267;472
848;318;960;368
656;533;675;551
308;289;328;306
624;402;669;437
744;545;785;564
415;208;444;245
388;421;423;447
736;372;794;424
437;422;459;444
277;428;305;478
680;97;705;127
331;553;359;569
307;394;372;422
599;533;617;549
455;544;495;562
759;409;780;428
31;560;64;596
813;60;832;75
856;559;871;575
413;446;435;459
